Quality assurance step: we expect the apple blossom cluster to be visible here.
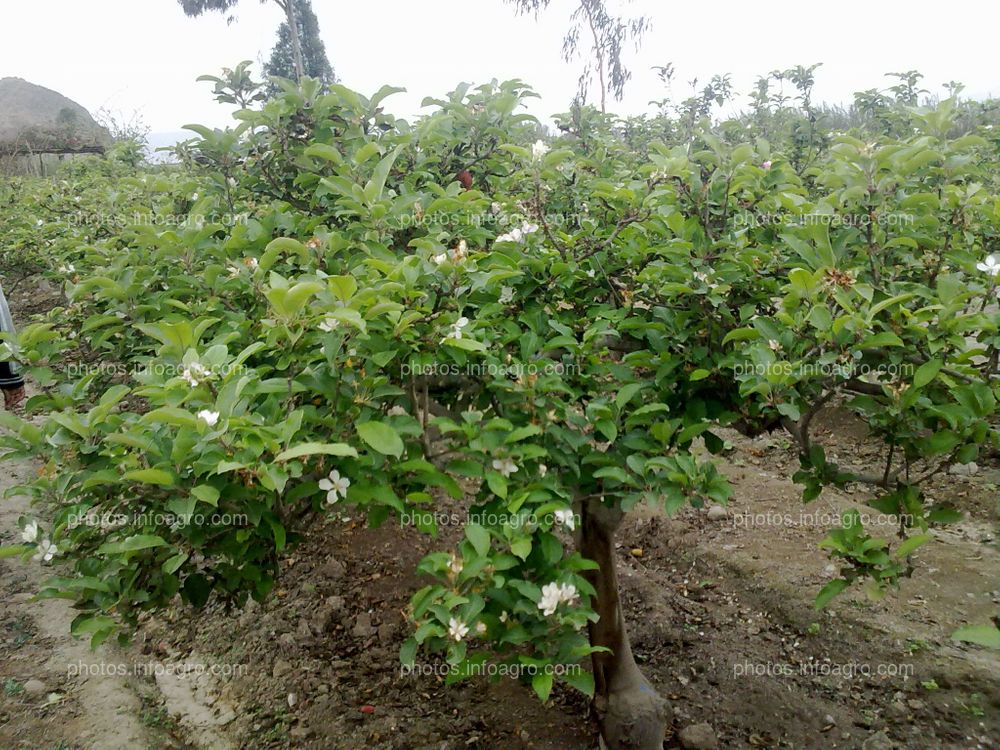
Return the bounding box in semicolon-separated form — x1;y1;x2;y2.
20;519;58;562
181;362;213;387
495;221;539;244
538;581;579;617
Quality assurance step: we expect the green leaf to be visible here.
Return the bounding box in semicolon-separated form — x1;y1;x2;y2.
894;533;931;558
531;671;554;701
814;578;849;609
163;553;189;574
276;442;358;461
486;471;508;499
562;668;595;696
465;524;491;557
443;337;487;352
510;538;532;560
912;359;943;390
0;545;32;559
614;383;642;408
356;422;404;457
952;624;1000;650
260;237;309;272
191;485;220;507
123;469;176;487
593;466;629;483
98;535;168;555
506;425;542;443
399;637;418;667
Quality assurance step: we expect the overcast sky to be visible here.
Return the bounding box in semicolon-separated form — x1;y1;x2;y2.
2;0;998;135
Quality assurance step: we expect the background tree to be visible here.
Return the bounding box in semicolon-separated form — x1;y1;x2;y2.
263;0;335;92
506;0;649;111
178;0;306;80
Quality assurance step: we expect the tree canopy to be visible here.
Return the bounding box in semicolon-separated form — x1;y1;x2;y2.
263;0;335;91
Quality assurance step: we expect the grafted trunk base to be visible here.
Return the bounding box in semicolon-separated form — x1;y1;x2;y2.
580;496;671;749
594;672;671;749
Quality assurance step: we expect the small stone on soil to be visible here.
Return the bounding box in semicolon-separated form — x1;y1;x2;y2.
948;461;978;476
23;678;47;695
706;505;727;521
861;730;897;750
272;659;293;679
679;722;718;750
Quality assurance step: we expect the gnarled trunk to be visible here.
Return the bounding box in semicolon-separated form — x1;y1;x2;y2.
579;496;670;749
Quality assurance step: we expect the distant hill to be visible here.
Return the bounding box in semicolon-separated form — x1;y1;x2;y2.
0;78;110;152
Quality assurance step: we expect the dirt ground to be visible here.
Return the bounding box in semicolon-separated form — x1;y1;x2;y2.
0;282;998;749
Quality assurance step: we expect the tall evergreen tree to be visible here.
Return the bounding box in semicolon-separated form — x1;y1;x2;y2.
178;0;307;81
264;0;335;91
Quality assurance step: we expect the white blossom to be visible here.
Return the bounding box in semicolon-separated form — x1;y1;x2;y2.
21;519;39;544
492;457;519;478
58;263;75;275
448;617;470;642
181;362;211;387
319;316;340;332
387;405;408;417
197;410;220;427
976;254;1000;276
498;286;515;304
33;538;57;563
531;139;549;161
475;621;487;635
558;582;578;606
538;464;547;478
495;222;539;244
442;316;470;342
447;553;463;578
768;339;782;352
499;611;509;623
554;508;576;531
318;469;350;504
538;582;563;616
496;227;523;244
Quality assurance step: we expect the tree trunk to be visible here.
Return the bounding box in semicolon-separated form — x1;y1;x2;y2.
281;0;306;81
579;495;670;749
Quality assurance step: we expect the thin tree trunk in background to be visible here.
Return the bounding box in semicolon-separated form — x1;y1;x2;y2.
280;0;305;80
579;495;670;749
